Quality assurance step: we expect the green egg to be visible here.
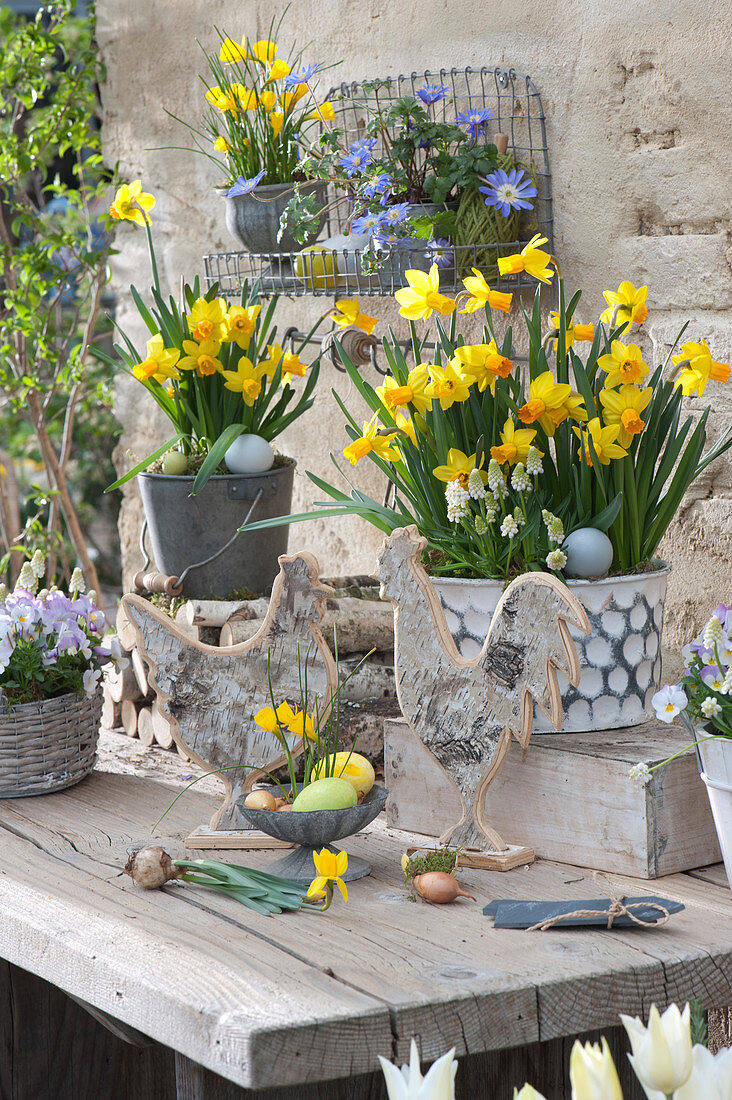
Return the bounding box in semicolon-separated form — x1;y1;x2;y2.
161;451;189;476
291;777;358;812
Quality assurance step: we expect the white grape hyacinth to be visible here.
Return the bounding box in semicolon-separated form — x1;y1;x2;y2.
701;695;722;720
445;479;470;522
525;445;543;475
546;549;567;571
511;463;532;493
467;467;486;500
500;514;519;538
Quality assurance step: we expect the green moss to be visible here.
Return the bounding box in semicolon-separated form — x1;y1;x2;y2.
404;848;459;882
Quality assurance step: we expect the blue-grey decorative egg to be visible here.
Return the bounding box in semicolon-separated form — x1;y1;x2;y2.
224;434;274;474
562;527;614;579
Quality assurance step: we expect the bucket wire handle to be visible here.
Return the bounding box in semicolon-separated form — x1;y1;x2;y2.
133;488;264;597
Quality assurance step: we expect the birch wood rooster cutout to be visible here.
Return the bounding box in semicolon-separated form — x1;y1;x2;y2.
377;526;590;857
122;553;337;832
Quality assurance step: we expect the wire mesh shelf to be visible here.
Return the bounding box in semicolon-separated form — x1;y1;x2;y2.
204;66;552;299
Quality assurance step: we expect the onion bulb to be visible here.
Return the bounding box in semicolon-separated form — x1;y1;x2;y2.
412;872;476;904
124;846;183;889
244;789;277;810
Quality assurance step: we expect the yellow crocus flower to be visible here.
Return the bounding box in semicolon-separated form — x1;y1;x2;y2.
186;297;227;343
329;297;378;335
599;385;653;447
453;341;513;393
517;372;573;435
305;101;335;122
178;337;223;377
433;448;487;488
598;340;649;388
549;311;594;349
375;366;431;417
109;180;155;227
672;339;731;396
574;417;628;466
497;234;554;284
222;304;261;350
132;334;181;385
247;40;278;65
490;419;538;466
459;268;513;314
343;416;400;465
308;848;349;903
219;37;246;64
425;362;472;410
221;356;267;405
600;280;648;333
394;264;456;322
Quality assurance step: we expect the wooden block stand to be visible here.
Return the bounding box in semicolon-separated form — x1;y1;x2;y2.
384;717;722;879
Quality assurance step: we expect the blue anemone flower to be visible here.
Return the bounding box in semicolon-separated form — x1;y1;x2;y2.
479;167;537;217
339;138;377;177
425;238;454;268
380;203;411;226
456;106;494;141
416;83;450;105
284;63;323;88
351;211;387;236
226;169;266;198
361;172;392;201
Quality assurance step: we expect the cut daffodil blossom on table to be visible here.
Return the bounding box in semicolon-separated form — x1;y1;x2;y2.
307;848;349;910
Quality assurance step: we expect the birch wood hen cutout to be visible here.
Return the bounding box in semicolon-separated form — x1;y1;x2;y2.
377;526;590;855
122;553;337;831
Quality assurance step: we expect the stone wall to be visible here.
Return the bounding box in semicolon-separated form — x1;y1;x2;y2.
97;0;732;645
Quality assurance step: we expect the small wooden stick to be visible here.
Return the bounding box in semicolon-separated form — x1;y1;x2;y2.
137;706;155;747
120;698;139;738
133;571;182;596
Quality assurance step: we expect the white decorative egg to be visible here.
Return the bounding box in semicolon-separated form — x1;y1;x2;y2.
562;528;614;579
224;434;274;474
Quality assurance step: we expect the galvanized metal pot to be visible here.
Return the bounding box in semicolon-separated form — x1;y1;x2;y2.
138;463;295;599
222;181;328;252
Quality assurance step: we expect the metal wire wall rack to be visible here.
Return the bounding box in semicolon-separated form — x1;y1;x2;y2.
204;65;552;299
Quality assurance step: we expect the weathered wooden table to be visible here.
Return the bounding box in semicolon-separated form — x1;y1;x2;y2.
0;768;729;1099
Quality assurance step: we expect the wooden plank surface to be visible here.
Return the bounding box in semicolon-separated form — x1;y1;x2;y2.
0;770;729;1091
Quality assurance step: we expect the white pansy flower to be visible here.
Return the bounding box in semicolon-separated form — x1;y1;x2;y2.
82;668;102;697
651;684;688;723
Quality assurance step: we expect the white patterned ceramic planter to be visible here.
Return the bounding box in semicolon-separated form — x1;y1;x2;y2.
697;731;732;890
433;564;670;733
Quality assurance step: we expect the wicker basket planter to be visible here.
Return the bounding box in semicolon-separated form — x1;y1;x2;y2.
0;691;102;798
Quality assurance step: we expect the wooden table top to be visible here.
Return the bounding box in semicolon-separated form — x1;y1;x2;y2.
0;769;729;1092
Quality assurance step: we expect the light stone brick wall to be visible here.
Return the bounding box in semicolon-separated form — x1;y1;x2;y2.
97;0;732;647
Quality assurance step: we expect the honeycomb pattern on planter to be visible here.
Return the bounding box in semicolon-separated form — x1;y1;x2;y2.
433;565;670;733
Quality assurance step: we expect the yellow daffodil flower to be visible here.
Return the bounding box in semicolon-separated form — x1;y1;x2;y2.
490;419;538;466
265;59;291;83
517;372;573;434
574;417;628;466
375;365;431;416
221;356;267;404
254;701;297;736
132;334;181;385
459;268;513;314
260;342;285;379
549;311;594;348
213;135;231;152
599;385;653;447
598;340;649;388
394;264;456;321
425;362;472;410
453;341;513;393
394;410;417;446
286;708;316;740
549;390;588;429
497;234;554;284
672;339;731;396
343;416;400;465
109;180;155;227
222;304;261;350
280;351;309;386
600;280;648;333
178;337;223;377
305;101;335;121
219;37;246;64
269;110;285;137
247;40;278;64
280;85;309;111
258;88;277;111
433;448;487;488
205;83;256;115
308;847;349;904
186;297;227;343
329;297;378;335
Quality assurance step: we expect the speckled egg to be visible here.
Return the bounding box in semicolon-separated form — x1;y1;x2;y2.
563;527;614;579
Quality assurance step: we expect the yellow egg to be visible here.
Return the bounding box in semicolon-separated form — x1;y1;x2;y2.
309;752;375;798
293;245;339;290
243;789;277;810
